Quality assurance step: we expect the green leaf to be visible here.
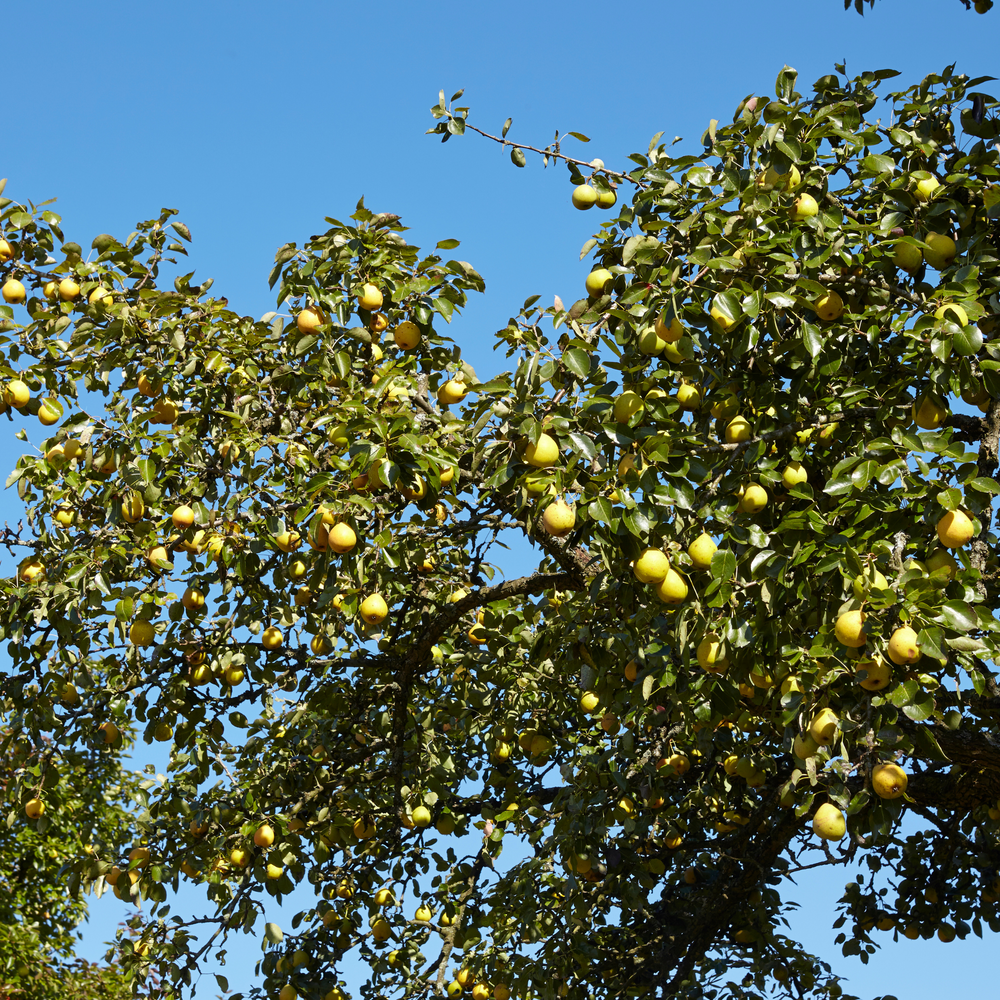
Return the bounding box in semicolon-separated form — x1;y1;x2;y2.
588;498;614;524
940;601;977;632
903;691;935;722
910;725;949;763
623;508;651;537
801;323;823;357
562;348;591;379
436;239;461;250
710;549;736;582
966;476;1000;493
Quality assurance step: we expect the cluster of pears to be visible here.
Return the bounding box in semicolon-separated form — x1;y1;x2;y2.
570;160;617;211
295;284;470;407
631;531;717;606
800;515;979;844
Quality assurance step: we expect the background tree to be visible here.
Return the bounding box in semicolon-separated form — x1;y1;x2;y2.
2;53;1000;1000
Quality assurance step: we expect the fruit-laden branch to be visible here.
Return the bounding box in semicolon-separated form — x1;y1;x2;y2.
403;568;583;672
970;396;1000;588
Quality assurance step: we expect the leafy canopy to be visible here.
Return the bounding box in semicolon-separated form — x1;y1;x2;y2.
2;57;1000;1000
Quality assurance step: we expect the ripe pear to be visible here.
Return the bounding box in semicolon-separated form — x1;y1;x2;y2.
711;394;739;421
357;283;383;311
814;291;843;322
654;313;684;342
855;655;891;691
710;302;738;331
585;268;613;297
936;509;974;548
914;176;940;202
738;483;768;514
542;499;576;537
571;184;598;209
872;762;908;799
687;532;717;569
834;610;867;648
812;802;846;841
793;732;819;759
791;193;819;219
675;382;701;410
633;547;669;584
328;523;357;554
923;232;956;271
655;567;689;604
893;241;923;273
809;708;839;746
781;462;807;488
382;321;416;351
696;634;728;674
613;390;644;423
637;325;667;355
912;394;948;429
524;433;559;468
725;415;751;442
887;625;922;665
1;277;26;304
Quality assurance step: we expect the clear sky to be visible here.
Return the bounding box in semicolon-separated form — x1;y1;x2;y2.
3;0;998;997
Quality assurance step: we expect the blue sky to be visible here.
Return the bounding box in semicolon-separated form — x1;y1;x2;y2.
4;0;999;996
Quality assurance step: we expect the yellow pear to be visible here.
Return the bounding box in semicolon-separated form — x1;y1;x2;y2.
394;320;421;349
925;548;958;579
923;232;956;271
738;483;768;514
613;391;644;424
936;509;974;548
571;184;598;209
633;547;669;584
912;394;948;430
328;522;357;554
675;382;701;410
655;567;689;604
809;708;839;746
542;499;576;537
687;532;717;569
696;634;728;674
360;594;389;625
812;802;846;841
637;325;666;355
781;462;807;488
887;625;922;665
814;291;843;322
357;283;383;311
585;268;613;297
856;656;891;691
834;610;867;648
872;762;908;799
725;415;751;443
654;313;684;342
524;433;559;468
438;379;468;406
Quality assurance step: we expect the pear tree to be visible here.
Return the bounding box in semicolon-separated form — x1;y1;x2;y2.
3;60;1000;1000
